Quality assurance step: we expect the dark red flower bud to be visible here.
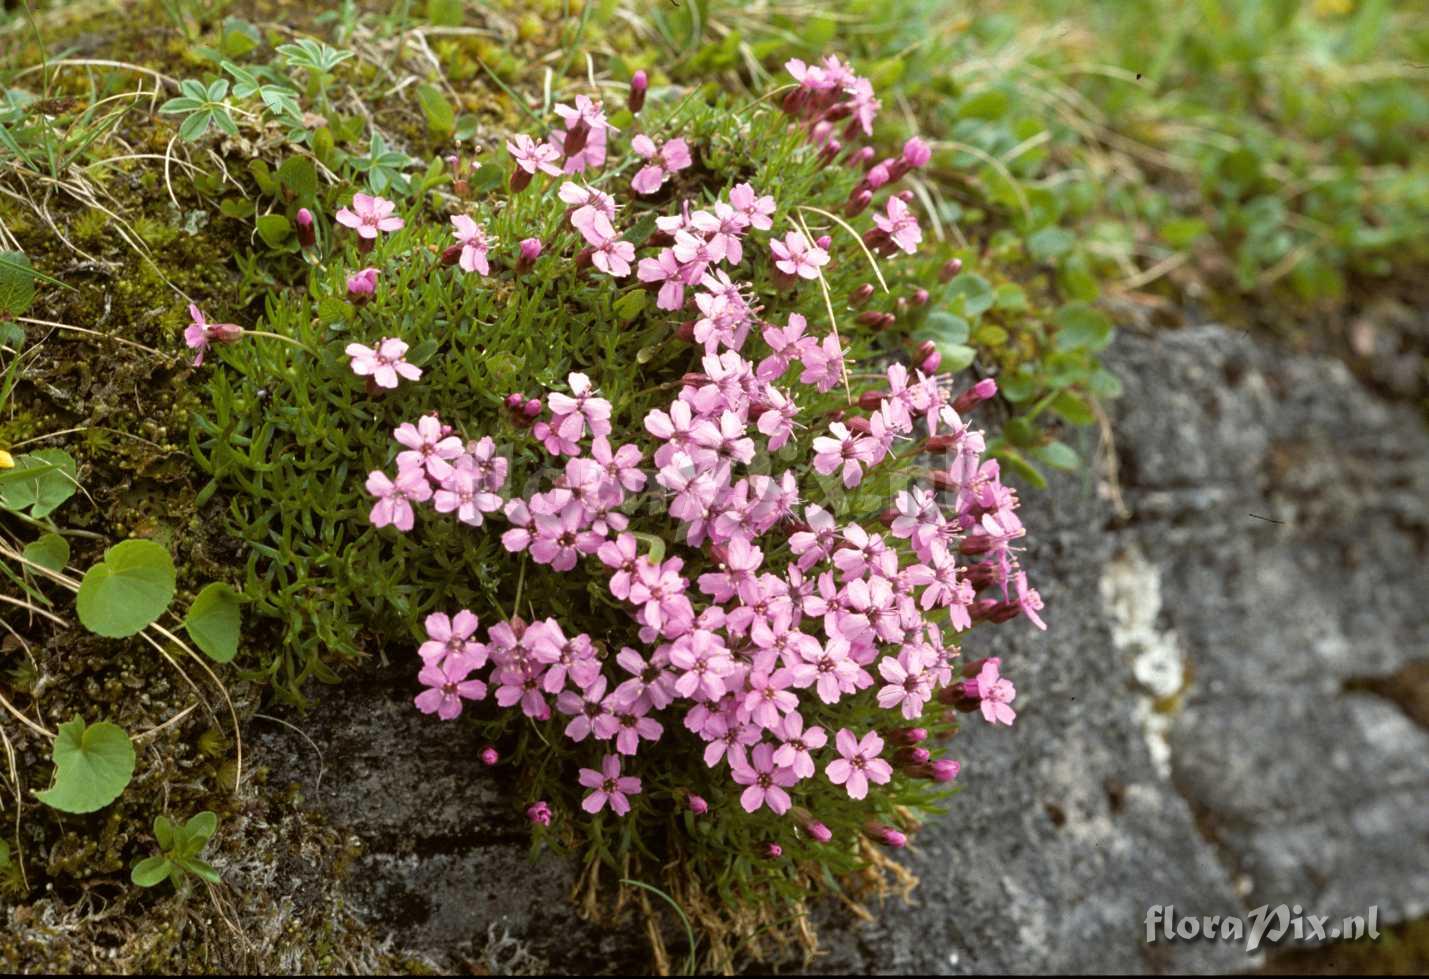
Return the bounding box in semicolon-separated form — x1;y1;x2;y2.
628;70;648;114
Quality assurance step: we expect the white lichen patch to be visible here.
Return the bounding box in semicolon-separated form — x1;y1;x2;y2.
1100;545;1187;778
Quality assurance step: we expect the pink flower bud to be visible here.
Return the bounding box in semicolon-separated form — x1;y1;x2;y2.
928;759;961;782
857;389;886;410
850;146;876;170
628;70;648;114
850;283;875;307
866;161;892;189
765;842;783;859
919;345;941;374
347;267;379;303
563;119;590;157
939;258;963;282
891;727;928;745
480;746;499;766
505;392;525;409
687;794;708;815
865;822;906;848
296;207;316;248
816;234;832;251
845;188;873;217
953;378;998;414
902;136;932;170
899;746;932;766
522;398;542;419
856;310;885;328
911;287;930;306
517;237;543;274
805;820;832;843
526;801;552;825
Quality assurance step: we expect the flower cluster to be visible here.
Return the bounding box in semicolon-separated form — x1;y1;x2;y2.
335;57;1043;851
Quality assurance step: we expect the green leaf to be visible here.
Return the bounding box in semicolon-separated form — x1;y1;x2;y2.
22;532;69;573
76;539;176;638
256;214;292;247
614;291;647;322
994;448;1048;490
219;18;261;58
184;810;218;844
1053;302;1114;352
415;84;455;138
184;582;242;663
154;814;176;851
131;855;171;887
946;273;995;317
35;717;136;813
276;156;317;201
0;250;35;315
1033;440;1081;471
0;449;77;518
178;858;221;884
1026;226;1075;263
932;342;976;373
921;310;969;345
427;0;463;25
1049;390;1095;426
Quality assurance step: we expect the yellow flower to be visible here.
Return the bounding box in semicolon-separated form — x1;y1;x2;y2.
0;450;13;469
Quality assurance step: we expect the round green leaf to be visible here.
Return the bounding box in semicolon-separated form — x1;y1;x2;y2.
22;532;70;573
35;717;136;814
256;213;292;247
1053;302;1114;352
0;449;77;518
131;855;172;887
76;539;176;638
184;810;219;844
184;583;242;663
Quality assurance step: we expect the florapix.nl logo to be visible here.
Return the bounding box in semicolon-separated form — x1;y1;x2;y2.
1144;904;1381;954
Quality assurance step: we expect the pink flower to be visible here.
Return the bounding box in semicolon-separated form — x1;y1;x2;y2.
418;610;485;666
729;183;775;231
578;754;641;815
668;629;735;701
773;712;826;779
770;231;828;280
414;653;487;720
812;422;867;488
605;693;664;754
434;467;503;526
825;728;892;800
451;215;492;274
346;337;421;389
545;372;613;450
876;647;935;720
526;801;552;825
797;333;845;393
528;502;602;572
637;248;690;311
507;133;563;176
183;304;243;366
366;468;432;531
335;193;404;239
966;657;1017;725
739;668;799;730
872;196;922;255
757;313;816;381
395;415;463;480
1014;570;1047;631
730;743;797;814
630;134;692;194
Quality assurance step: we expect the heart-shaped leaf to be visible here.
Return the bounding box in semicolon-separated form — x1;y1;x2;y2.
184;582;242;663
22;532;69;573
0;449;77;518
36;717;136;813
76;540;176;638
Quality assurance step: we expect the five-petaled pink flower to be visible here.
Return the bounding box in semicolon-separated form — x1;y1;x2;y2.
770;231;829;280
966;657;1018;725
451;215;492;274
630;134;692;195
826;728;893;800
336;193;404;239
346;337;422;389
578;754;641;815
366;468;432;531
414;653;487;719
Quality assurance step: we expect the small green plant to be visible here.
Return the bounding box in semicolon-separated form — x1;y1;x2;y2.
34;716;137;814
130;811;221;890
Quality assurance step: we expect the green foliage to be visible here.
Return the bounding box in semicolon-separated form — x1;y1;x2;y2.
0;449;77;518
35;717;136;814
0;250;35;315
183;582;244;664
21;531;69;572
131;811;221;890
75;539;177;638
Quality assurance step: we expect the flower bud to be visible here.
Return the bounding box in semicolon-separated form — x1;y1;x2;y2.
522;398;543;419
441;242;464;266
505;392;526;410
480;746;500;766
628;70;648;114
890;727;928;745
526;801;552;825
928;759;961;782
517;237;543;274
849;146;876;170
845;415;872;435
296;207;316;248
563;119;590;157
898;746;932;766
856;310;885;328
857;389;886;410
815;234;832;251
805;820;832;843
765;842;783;859
953;378;998;414
687;794;708;815
919;345;941;374
910;287;930;307
865;822;907;848
939;257;963;282
902;136;932;170
865;160;892;189
347;267;379;303
849;283;875;307
510;165;533;193
845;188;873;217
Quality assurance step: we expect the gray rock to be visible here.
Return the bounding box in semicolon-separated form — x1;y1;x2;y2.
248;325;1429;973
